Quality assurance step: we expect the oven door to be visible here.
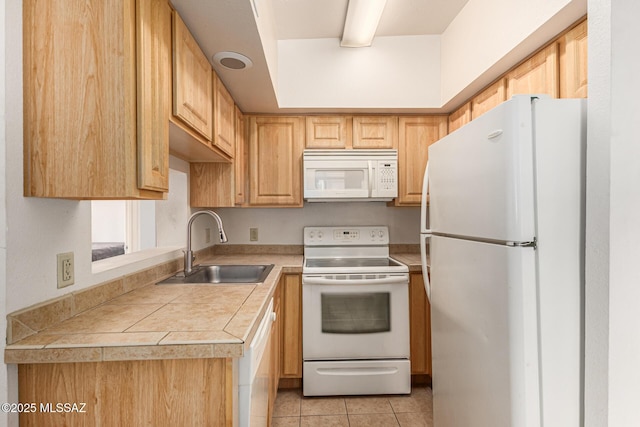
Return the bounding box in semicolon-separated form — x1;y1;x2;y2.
302;273;409;360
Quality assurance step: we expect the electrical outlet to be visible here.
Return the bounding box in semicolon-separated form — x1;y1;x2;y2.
205;228;211;244
249;228;259;241
57;252;74;288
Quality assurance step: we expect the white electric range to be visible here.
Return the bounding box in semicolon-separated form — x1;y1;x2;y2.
302;226;411;396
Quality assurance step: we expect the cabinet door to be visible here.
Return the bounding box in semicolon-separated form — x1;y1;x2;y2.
448;102;471;134
280;274;302;378
213;72;235;157
189;162;234;207
235;107;247;205
172;11;213;141
396;116;448;206
352;116;397;149
23;0;164;199
305;116;350;149
137;0;171;192
248;117;304;206
559;19;588;98
409;273;432;376
472;78;507;120
269;282;282;421
506;44;559;99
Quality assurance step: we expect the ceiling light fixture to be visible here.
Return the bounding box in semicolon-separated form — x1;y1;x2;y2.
340;0;388;48
213;51;253;70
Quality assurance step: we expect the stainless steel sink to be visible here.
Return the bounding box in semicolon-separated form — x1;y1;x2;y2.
157;264;274;285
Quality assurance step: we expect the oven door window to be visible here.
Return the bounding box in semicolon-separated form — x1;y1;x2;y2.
321;292;390;334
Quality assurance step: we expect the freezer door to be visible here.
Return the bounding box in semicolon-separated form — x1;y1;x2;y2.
430;235;541;427
429;96;536;242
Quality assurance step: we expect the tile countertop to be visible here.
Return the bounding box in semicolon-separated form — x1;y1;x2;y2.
5;254;302;364
5;252;421;364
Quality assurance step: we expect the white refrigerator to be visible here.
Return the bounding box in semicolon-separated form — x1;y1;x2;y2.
419;95;586;427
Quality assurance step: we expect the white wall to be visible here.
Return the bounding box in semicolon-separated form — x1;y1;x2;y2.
584;1;610;425
585;1;640;426
1;0;9;424
91;201;126;243
277;35;441;109
440;0;587;108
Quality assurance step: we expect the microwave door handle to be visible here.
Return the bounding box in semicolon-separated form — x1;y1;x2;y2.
368;160;373;197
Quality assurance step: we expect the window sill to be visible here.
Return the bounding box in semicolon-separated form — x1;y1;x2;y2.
91;246;183;276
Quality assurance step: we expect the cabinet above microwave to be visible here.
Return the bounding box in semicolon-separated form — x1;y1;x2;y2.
303;150;398;202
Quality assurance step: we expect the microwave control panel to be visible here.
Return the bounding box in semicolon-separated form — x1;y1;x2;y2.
378;162;398;190
375;161;397;196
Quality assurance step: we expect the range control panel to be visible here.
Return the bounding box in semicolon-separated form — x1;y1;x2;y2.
304;226;389;246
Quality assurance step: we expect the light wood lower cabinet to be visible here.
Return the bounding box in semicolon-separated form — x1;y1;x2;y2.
23;0;170;199
269;279;283;422
409;272;432;377
280;274;302;379
18;358;234;426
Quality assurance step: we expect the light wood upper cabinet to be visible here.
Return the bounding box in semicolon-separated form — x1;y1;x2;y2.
213;72;235;157
409;273;432;376
352;116;397;149
506;44;559;99
137;0;172;192
189;162;234;207
172;11;213;141
305;116;350;149
395;116;447;206
472;78;507;120
189;107;244;208
23;0;169;199
235;107;247;205
559;19;588;98
248;116;304;207
448;102;471;134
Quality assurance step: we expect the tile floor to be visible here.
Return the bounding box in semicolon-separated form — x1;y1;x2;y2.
271;386;433;427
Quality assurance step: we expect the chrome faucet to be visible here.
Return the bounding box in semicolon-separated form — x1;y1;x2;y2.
184;210;228;275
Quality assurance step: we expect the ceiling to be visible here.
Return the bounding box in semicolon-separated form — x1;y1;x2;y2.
170;0;470;113
272;0;468;39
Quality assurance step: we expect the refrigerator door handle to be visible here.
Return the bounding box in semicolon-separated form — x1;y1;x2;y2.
420;161;430;233
420;233;431;303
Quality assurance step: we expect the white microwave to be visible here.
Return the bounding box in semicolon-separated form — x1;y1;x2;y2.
303;149;398;202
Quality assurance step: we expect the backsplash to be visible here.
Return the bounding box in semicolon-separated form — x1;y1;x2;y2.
206;203;421;247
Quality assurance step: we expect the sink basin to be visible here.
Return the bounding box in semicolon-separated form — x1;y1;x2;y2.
157;264;275;285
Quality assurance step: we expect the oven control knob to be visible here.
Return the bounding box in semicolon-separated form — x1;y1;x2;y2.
309;232;315;239
378;230;384;238
318;232;323;239
370;230;376;239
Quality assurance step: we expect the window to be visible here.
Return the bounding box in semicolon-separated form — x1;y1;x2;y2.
91;200;156;261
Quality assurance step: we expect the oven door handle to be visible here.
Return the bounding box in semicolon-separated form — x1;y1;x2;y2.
302;276;407;286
